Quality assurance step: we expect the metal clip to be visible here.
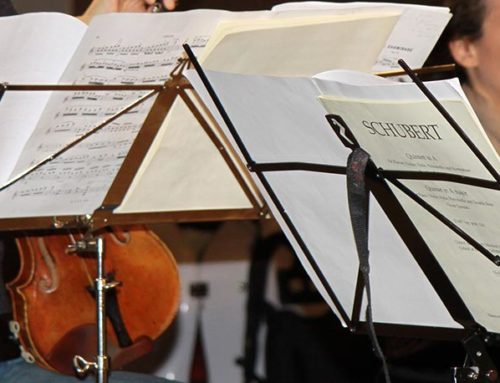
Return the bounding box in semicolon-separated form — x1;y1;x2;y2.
73;355;97;377
67;238;98;254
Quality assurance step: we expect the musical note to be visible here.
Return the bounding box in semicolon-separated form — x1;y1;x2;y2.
189;35;210;48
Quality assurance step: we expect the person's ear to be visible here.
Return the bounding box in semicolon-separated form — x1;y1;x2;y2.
449;38;480;69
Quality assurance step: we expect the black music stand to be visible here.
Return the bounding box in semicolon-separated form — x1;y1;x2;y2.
185;44;500;383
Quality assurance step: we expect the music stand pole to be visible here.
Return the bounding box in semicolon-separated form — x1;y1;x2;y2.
95;236;109;383
71;235;120;383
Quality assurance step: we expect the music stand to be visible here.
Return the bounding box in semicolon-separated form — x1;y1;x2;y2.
184;45;500;382
0;58;264;383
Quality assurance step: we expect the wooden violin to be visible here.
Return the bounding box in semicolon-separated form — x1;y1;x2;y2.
7;226;179;375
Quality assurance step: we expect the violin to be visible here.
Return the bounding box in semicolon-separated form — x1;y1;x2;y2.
7;226;179;375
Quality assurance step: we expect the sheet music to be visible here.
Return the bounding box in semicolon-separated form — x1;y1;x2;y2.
200;12;399;76
374;6;451;71
186;69;459;329
0;10;265;218
0;13;86;185
392;181;500;332
319;98;497;181
272;1;451;71
0;4;450;219
318;75;500;332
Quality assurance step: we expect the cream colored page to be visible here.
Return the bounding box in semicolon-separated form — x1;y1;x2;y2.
0;13;86;185
320;94;500;332
319;97;498;180
115;97;253;213
201;14;399;76
391;181;500;333
200;11;398;63
271;2;451;71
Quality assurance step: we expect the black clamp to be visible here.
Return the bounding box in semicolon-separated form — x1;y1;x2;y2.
452;331;499;382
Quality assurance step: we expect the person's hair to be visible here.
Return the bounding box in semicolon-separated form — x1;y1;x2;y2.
444;0;486;41
429;0;487;82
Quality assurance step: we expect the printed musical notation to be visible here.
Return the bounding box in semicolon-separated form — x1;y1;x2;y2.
0;15;215;217
12;182;109;202
189;35;210;48
89;39;181;57
46;121;141;136
55;100;147;119
82;57;176;74
80;74;169;85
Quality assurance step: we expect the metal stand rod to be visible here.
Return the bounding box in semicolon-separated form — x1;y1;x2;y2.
95;237;110;383
73;236;115;383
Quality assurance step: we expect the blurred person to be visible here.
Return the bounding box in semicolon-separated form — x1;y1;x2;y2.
446;0;500;152
79;0;177;23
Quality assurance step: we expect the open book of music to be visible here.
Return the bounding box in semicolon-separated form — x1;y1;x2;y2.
186;66;500;334
0;2;450;222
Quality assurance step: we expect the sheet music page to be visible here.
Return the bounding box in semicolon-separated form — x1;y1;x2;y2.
319;97;497;181
319;77;500;332
0;13;86;185
0;10;259;218
272;2;451;71
115;94;257;213
187;69;459;329
200;12;399;76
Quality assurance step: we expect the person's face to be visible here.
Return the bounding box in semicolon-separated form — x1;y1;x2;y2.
449;0;500;101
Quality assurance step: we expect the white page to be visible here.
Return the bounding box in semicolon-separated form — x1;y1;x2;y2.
272;1;451;71
185;70;350;165
273;1;449;12
187;69;458;328
0;13;86;185
314;70;499;164
266;171;458;327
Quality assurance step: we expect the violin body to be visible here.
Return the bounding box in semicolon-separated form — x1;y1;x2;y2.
7;227;179;374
